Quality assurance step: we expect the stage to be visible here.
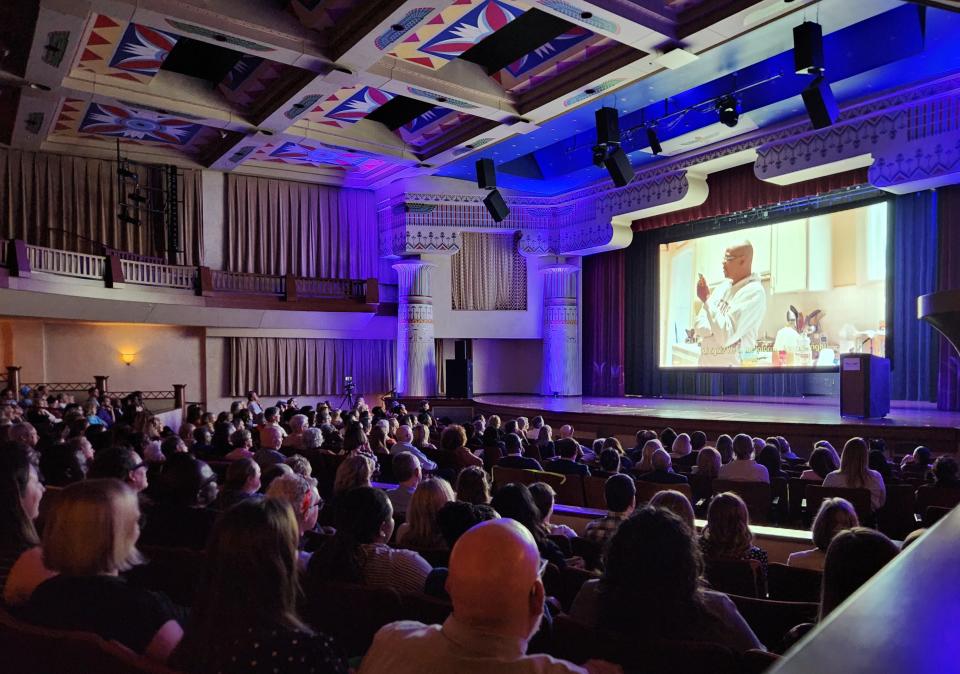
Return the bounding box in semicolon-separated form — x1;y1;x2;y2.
463;395;960;456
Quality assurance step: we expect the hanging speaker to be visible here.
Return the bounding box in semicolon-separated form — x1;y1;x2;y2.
793;21;824;75
595;107;620;146
483;189;510;222
801;77;839;129
475;158;496;189
604;147;634;187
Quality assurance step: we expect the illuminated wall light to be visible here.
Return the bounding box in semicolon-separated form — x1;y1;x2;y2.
120;352;136;366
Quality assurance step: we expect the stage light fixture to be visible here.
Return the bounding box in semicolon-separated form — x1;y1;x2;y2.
716;95;739;128
646;126;662;155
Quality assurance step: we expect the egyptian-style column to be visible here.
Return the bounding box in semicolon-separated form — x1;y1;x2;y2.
541;257;582;396
393;258;437;397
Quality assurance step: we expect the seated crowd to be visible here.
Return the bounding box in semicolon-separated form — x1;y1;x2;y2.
0;386;951;672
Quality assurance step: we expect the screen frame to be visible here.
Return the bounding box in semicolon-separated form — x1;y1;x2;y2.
653;195;894;374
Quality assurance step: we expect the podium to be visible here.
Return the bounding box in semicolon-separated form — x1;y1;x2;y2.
840;354;890;419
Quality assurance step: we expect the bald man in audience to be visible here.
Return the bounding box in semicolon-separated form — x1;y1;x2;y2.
359;519;620;674
695;240;767;366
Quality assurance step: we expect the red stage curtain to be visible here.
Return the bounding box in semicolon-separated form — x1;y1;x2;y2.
632;164;869;231
937;184;960;410
583;250;625;396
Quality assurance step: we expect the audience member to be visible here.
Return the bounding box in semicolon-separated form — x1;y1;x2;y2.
584;475;636;547
332;453;375;498
931;455;960;488
266;473;322;569
88;447;149;492
391;425;438;472
670;433;692;460
787;497;859;571
25;479;183;661
284;454;312;478
649;489;696;532
359;519;612;674
535;425;555;460
593;448;621;478
717;434;769;483
529;482;577;539
700;492;768;578
397;477;455;550
38;442;88;486
801;447;839;481
819;527;898;620
173;499;346;674
868;450;894;483
497;433;543;470
756;443;786;479
690;431;708;453
455;466;491;505
385;451;421;516
633;439;663;474
211;457;261;512
439;424;482;471
823;437;886;511
716;434;734;464
569;507;761;652
140;454;218;550
0;444;44;601
307;487;431;595
900;446;933;479
490;483;566;568
545;439;590;476
637;449;688;484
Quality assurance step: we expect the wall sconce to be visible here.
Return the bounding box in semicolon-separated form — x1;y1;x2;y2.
120;352;136;366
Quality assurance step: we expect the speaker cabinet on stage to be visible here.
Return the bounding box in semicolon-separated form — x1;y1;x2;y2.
446;359;473;399
840;354;890;418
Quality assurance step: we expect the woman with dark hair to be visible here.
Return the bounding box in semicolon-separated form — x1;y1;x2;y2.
602;437;633;471
869;450;895;483
172;499;347;674
454;466;491;505
820;527;898;620
39;442;88;486
700;492;769;578
341;423;371;455
211;458;262;512
490;483;565;568
439;424;482;471
801;447;840;481
569;506;762;652
0;443;45;599
307;487;431;595
715;434;734;464
756;444;786;479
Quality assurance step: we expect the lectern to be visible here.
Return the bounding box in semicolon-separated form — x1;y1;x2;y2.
840;354;890;418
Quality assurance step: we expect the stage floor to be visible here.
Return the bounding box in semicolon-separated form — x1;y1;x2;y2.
468;395;960;454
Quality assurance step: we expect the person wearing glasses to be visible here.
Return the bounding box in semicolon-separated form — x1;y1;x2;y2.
358;519;618;674
694;240;767;366
266;472;323;571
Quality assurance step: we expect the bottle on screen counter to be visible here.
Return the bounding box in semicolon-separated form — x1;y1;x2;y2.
796;334;813;366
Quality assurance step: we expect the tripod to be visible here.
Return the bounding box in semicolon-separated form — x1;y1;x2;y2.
337;385;356;411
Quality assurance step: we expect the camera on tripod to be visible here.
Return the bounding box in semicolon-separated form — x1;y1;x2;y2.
338;375;356;410
343;375;355;393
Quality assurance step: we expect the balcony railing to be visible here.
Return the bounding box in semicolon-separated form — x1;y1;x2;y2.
1;239;376;306
121;259;197;289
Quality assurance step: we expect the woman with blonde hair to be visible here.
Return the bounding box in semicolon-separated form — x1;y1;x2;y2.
634;438;664;474
25;479;183;661
650;489;696;532
788;497;859;571
333;453;374;498
700;492;768;578
823;437;886;511
454;465;491;505
536;424;555;460
396;477;455;550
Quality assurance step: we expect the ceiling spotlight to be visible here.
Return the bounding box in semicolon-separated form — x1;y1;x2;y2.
646;127;662;155
716;95;739;127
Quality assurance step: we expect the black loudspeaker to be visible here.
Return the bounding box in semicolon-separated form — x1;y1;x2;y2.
801;77;839;129
454;339;471;361
595;106;620;145
604;147;634;187
840;354;890;419
446;359;473;398
793;21;824;74
475;158;496;189
483;189;510;222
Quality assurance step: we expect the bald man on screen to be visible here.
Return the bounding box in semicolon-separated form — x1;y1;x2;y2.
694;241;767;366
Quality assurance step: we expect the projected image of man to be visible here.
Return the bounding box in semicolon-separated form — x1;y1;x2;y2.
694;241;766;366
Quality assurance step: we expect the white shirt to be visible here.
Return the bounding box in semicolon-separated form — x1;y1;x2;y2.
822;469;886;510
786;548;826;571
695;273;767;365
718;459;770;483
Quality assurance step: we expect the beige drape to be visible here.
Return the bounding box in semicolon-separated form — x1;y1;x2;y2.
451;232;528;310
0;148;203;265
229;337;395;397
224;174;377;279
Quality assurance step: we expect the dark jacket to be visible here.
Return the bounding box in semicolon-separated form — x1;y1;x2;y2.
545;458;590;477
497;454;544;471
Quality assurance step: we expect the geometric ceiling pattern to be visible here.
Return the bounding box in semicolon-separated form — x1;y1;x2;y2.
8;0;960;194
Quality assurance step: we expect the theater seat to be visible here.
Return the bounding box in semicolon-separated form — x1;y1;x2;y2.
805;485;872;525
0;605;180;674
711;480;771;523
704;558;762;598
726;593;819;654
124;545;207;607
633;480;693;505
302;582;404;657
549;613;743;674
766;563;822;604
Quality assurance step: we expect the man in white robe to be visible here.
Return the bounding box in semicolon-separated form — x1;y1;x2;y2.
695;240;767;366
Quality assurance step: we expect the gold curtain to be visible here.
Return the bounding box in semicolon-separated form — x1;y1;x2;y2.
0;148;203;265
224;174;377;279
451;232;527;310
